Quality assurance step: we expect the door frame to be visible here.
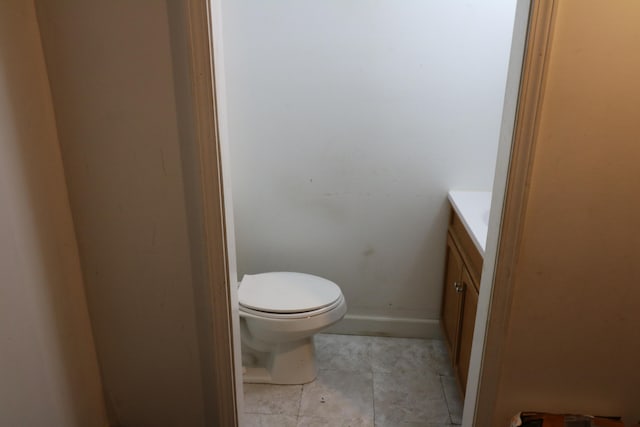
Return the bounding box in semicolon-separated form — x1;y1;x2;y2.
184;0;557;425
464;1;558;425
183;1;242;426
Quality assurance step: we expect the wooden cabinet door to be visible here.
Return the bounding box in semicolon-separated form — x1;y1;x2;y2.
441;235;464;362
457;266;478;392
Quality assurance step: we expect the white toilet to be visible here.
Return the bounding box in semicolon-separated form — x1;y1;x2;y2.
238;272;347;385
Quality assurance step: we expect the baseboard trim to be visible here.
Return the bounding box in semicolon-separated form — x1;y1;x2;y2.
324;314;442;339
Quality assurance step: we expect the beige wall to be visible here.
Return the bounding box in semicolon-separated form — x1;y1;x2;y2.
0;1;107;426
35;2;210;426
494;1;640;424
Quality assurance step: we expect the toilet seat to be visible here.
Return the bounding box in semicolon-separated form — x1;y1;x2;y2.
240;294;345;320
238;272;343;315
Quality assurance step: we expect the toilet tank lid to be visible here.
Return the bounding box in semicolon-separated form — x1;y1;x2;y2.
238;272;342;313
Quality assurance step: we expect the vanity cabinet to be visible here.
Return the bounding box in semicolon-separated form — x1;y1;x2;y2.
441;208;482;396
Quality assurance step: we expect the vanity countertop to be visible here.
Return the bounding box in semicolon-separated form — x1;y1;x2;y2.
447;191;492;256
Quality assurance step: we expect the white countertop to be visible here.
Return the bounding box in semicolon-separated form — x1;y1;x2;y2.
447;191;492;256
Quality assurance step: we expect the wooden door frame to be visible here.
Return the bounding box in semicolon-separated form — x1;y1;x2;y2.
183;1;241;426
183;0;558;425
465;1;558;425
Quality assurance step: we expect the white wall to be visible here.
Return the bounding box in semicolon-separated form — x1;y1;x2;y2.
221;0;517;331
0;1;107;425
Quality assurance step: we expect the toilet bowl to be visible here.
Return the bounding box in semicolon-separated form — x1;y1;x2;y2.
238;272;347;385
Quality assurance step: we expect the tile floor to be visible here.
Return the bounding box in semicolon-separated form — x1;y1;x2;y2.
242;334;463;427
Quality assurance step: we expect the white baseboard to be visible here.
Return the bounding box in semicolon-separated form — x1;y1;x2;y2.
324;314;442;339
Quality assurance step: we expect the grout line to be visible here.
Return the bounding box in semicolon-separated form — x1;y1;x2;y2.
369;340;377;427
439;374;454;425
296;383;303;419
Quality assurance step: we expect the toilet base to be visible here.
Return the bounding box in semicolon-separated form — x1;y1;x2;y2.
243;337;317;385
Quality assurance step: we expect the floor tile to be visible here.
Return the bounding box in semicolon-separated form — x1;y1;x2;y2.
243;383;302;416
315;334;372;372
375;423;453;427
373;370;450;426
441;376;463;424
299;369;374;422
426;339;454;377
243;413;298;427
298;415;374;427
241;335;455;427
370;337;452;377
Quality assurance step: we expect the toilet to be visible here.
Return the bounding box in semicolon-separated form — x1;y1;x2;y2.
238;272;347;385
